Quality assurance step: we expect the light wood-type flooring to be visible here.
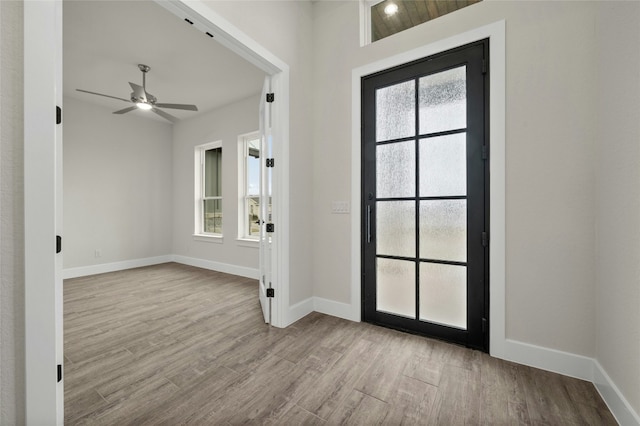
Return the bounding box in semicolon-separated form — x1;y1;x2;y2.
64;262;617;425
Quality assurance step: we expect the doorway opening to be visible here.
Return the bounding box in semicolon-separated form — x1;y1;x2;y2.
24;0;291;422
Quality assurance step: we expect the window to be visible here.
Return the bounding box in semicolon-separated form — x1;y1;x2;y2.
195;141;223;237
238;132;261;240
362;0;481;44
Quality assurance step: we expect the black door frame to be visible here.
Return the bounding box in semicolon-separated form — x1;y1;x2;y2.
361;39;490;352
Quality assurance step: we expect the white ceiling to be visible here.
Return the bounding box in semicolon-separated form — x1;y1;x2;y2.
63;0;266;123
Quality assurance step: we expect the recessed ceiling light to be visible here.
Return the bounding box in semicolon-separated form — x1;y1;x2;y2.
384;3;399;16
136;102;152;111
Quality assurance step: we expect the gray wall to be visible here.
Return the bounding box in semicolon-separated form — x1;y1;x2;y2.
0;1;25;423
202;0;315;305
63;97;173;269
313;0;598;356
172;95;260;269
595;1;640;415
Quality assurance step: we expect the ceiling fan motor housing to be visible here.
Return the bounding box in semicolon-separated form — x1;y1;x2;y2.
131;93;157;104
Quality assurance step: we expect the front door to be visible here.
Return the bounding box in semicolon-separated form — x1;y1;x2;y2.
362;40;489;351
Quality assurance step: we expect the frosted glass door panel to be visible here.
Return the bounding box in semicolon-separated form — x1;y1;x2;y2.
420;200;467;262
419;263;467;329
377;258;416;318
377;201;415;258
419;66;466;135
419;134;466;197
377;142;415;198
376;80;416;142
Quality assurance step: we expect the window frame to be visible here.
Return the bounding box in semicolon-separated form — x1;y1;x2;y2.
194;140;223;240
237;131;261;244
360;0;383;46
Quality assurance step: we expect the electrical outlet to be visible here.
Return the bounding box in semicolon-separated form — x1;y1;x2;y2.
94;249;102;258
331;201;350;214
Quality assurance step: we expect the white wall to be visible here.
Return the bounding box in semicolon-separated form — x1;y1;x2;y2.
63;97;173;269
199;1;314;305
172;95;260;270
312;0;598;357
0;1;25;423
595;1;640;417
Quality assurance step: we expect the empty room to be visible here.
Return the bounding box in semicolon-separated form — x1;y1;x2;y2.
2;0;640;424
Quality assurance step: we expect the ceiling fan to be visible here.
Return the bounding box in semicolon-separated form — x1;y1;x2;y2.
76;64;198;123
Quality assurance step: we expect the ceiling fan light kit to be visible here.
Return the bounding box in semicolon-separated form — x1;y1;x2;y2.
76;63;198;123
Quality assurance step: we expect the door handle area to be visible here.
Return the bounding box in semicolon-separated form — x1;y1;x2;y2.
366;205;371;243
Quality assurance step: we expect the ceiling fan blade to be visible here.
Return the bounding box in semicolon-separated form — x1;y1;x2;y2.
154;103;198;111
113;106;138;115
129;82;147;102
151;107;178;123
76;89;130;103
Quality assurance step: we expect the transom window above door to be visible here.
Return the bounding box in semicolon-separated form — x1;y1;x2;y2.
363;0;482;44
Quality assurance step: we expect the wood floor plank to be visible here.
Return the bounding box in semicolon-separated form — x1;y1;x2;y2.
428;364;482;424
382;374;437;424
64;263;618;425
274;403;327;425
326;390;389;425
295;338;383;420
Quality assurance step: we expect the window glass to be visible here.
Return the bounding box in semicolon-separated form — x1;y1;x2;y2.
195;142;222;236
246;136;261;238
239;133;261;240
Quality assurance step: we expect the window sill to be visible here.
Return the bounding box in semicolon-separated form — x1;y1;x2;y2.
236;238;259;248
193;234;224;244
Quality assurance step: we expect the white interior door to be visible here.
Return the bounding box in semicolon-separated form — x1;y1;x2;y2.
259;76;274;323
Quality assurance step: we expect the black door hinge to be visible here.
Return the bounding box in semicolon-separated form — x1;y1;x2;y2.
482;59;487;74
57;364;62;382
482;145;488;160
56;106;62;124
266;223;275;233
266;93;275;103
56;235;62;254
482;318;487;333
266;158;274;168
481;232;488;247
266;288;275;298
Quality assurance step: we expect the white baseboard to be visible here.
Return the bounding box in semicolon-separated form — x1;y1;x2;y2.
63;255;173;279
287;297;314;326
63;254;259;280
499;339;639;426
314;297;359;322
286;296;359;327
171;255;259;279
502;338;594;381
593;361;640;426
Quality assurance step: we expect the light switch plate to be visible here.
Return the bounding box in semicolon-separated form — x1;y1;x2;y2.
331;201;350;214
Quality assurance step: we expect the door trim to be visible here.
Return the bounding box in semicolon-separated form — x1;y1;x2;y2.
351;20;506;357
